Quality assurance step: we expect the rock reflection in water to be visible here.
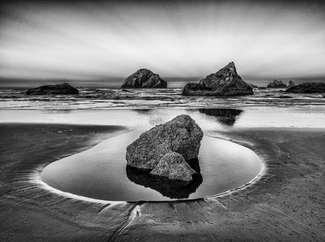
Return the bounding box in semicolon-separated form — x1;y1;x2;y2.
132;109;152;114
126;158;202;199
126;167;203;199
199;109;243;126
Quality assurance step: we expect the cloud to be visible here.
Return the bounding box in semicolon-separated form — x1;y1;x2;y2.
0;0;325;82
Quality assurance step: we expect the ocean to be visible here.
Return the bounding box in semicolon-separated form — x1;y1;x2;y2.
1;87;325;110
1;87;325;129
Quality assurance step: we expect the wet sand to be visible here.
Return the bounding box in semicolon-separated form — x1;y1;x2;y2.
0;123;324;241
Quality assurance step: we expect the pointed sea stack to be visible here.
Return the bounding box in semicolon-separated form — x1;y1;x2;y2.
182;62;253;96
121;69;167;88
26;83;79;95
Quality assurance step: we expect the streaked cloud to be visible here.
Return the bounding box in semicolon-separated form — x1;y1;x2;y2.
0;1;325;82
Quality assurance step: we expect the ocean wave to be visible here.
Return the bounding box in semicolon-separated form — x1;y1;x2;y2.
0;88;324;110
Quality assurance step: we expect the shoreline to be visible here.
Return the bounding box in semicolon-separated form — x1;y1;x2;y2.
0;123;324;241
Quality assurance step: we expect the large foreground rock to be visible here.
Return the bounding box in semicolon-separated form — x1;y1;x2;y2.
182;62;253;96
285;82;325;93
26;83;79;95
121;69;167;88
126;115;203;182
267;80;287;88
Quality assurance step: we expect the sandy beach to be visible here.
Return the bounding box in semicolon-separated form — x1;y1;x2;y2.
0;123;324;241
1;0;325;240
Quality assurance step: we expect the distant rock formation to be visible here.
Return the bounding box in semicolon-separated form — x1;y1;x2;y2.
288;80;296;88
126;115;203;182
182;62;253;96
26;83;79;95
285;82;325;93
121;69;167;88
267;80;287;88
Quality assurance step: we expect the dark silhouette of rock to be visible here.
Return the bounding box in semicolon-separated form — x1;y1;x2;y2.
126;165;203;199
150;152;196;182
278;95;293;99
26;83;79;95
285;82;325;93
199;109;243;126
121;69;167;88
182;62;253;96
267;80;287;88
126;114;203;182
182;83;201;93
288;80;296;88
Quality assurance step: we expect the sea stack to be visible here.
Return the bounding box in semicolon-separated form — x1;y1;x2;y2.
267;80;287;88
26;83;79;95
182;62;253;96
286;82;325;93
288;80;296;88
126;115;203;182
121;69;167;88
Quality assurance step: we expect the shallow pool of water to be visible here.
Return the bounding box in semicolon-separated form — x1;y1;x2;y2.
41;128;262;202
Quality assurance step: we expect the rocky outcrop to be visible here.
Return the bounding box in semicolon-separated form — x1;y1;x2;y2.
150;152;196;182
126;115;203;182
267;80;287;88
288;80;296;88
121;69;167;88
285;82;325;93
26;83;79;95
182;62;253;96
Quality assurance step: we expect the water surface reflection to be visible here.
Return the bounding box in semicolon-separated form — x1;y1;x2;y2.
126;165;203;199
198;109;243;126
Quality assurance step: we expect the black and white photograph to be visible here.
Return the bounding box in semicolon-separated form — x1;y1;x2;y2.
0;0;324;241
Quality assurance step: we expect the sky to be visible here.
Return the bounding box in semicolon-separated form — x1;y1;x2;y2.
0;0;325;87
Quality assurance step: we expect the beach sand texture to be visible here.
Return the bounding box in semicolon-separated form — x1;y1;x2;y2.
0;123;324;241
